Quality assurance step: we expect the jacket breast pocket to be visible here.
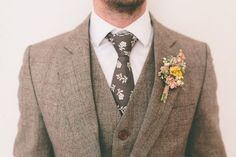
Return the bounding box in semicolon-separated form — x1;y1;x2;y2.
167;103;196;126
171;103;196;122
159;103;196;139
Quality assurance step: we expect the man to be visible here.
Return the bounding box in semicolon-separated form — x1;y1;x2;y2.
14;0;227;156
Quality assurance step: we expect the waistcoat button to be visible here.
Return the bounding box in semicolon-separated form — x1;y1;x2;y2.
118;129;129;140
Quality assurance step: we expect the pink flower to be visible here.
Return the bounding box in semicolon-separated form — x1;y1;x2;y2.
166;76;178;89
176;57;183;64
176;50;186;64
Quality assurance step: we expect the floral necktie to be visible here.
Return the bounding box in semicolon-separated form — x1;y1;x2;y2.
106;31;138;115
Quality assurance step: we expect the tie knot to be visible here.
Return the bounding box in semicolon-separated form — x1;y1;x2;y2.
106;31;138;57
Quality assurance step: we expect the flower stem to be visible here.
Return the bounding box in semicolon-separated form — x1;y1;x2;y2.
161;85;170;103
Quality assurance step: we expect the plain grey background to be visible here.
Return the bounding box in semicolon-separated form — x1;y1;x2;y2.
0;0;235;156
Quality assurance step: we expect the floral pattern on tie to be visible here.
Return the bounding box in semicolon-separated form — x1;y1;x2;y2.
106;31;138;115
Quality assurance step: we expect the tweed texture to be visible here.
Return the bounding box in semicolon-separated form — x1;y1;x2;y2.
91;40;155;157
13;14;227;157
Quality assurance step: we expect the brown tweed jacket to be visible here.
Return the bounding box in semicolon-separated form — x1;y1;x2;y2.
13;14;227;157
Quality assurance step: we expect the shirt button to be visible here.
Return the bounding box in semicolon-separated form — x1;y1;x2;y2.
118;129;130;141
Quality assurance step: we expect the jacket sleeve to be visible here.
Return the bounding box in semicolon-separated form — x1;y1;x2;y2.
13;46;55;157
185;44;227;157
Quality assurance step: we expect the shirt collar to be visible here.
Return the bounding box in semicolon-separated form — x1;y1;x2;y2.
89;9;153;47
125;10;152;47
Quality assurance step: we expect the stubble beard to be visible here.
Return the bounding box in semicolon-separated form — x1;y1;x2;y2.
103;0;145;15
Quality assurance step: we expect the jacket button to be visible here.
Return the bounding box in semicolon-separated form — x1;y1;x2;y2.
118;129;129;140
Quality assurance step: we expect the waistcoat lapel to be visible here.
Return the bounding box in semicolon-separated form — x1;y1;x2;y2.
63;16;101;156
90;45;121;157
130;15;182;157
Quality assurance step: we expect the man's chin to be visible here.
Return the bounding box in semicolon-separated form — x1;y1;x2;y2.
104;0;145;14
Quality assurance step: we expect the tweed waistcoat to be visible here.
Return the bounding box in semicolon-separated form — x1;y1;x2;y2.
90;41;155;157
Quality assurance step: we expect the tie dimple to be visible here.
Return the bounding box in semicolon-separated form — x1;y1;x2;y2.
106;31;138;115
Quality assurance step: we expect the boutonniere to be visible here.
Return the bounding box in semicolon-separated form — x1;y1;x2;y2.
158;49;186;103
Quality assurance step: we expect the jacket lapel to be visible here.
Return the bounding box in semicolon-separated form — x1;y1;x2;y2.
63;16;101;156
130;16;182;157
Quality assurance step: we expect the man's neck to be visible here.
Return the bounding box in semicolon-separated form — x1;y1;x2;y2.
93;1;147;28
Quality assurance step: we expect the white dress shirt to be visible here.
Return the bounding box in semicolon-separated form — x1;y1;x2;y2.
89;9;153;86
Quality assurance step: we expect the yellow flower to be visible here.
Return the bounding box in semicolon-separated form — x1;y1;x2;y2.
170;66;184;79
